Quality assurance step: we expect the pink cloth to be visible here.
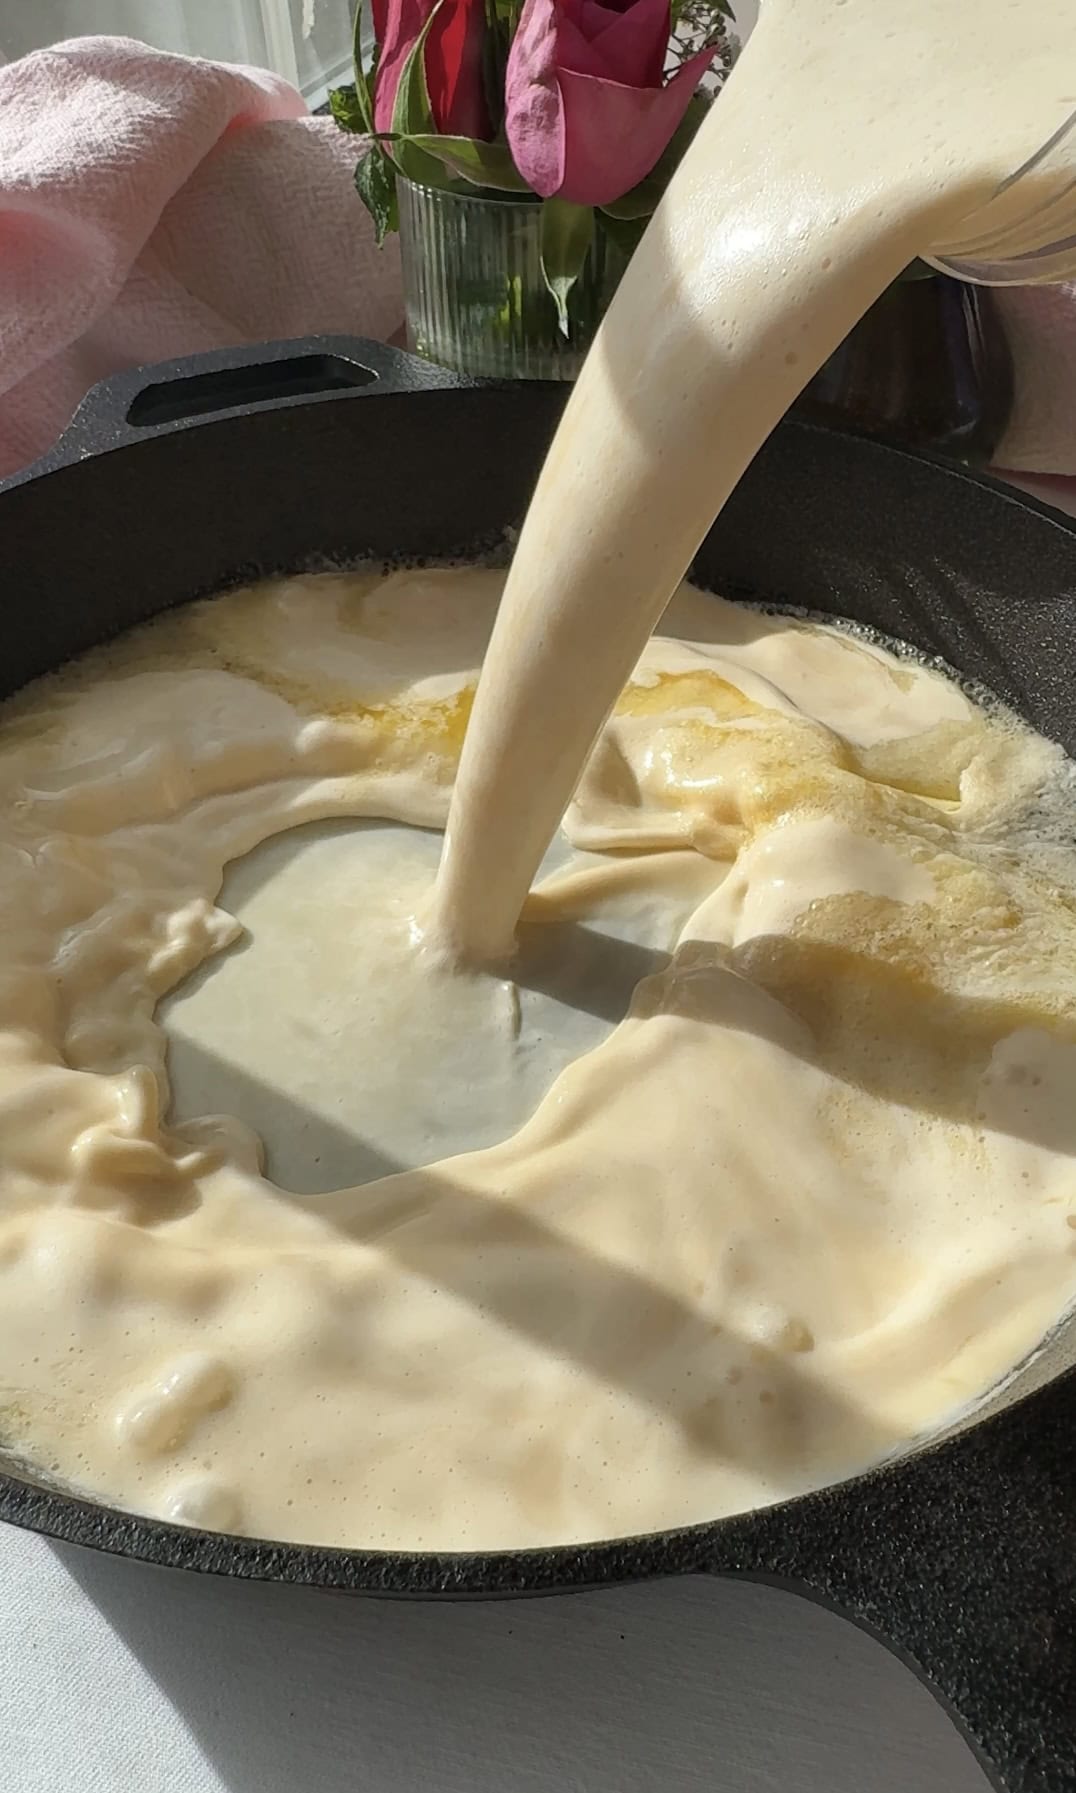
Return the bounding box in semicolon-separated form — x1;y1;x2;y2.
994;284;1076;479
0;36;403;480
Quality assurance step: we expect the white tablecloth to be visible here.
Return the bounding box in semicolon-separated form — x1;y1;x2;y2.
3;471;1074;1793
2;1524;994;1793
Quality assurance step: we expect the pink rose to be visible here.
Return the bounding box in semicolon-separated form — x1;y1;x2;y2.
505;0;714;207
373;0;490;140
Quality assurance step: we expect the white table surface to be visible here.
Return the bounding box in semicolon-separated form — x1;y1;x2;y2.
2;1524;994;1793
3;470;1074;1793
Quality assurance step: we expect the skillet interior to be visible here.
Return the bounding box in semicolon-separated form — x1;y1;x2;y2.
2;337;1076;1792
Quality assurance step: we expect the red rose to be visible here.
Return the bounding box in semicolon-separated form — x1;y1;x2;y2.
373;0;491;140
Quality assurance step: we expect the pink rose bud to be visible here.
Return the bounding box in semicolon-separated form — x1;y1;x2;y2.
505;0;715;207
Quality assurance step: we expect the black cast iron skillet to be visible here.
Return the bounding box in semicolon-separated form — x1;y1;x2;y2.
1;335;1076;1793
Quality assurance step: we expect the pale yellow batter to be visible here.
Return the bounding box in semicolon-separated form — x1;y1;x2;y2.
2;564;1076;1549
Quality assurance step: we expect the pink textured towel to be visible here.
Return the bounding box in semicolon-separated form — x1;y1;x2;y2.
0;36;402;480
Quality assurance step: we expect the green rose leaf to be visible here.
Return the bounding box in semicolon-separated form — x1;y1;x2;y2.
355;147;399;247
601;92;710;221
389;3;455;188
348;0;376;136
329;83;367;134
400;134;529;192
540;199;595;337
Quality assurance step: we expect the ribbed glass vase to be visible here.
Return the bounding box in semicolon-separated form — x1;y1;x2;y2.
397;178;627;381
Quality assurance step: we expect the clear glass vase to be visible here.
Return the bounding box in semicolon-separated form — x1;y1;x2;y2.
397;178;627;381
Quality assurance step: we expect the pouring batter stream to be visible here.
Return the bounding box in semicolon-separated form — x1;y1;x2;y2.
432;0;1076;963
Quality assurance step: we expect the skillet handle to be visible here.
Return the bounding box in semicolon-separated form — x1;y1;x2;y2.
699;1366;1076;1793
50;335;470;466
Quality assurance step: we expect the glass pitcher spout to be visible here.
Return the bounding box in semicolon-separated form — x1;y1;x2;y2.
925;109;1076;287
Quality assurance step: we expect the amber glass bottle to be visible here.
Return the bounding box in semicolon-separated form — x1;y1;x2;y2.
799;265;1014;465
